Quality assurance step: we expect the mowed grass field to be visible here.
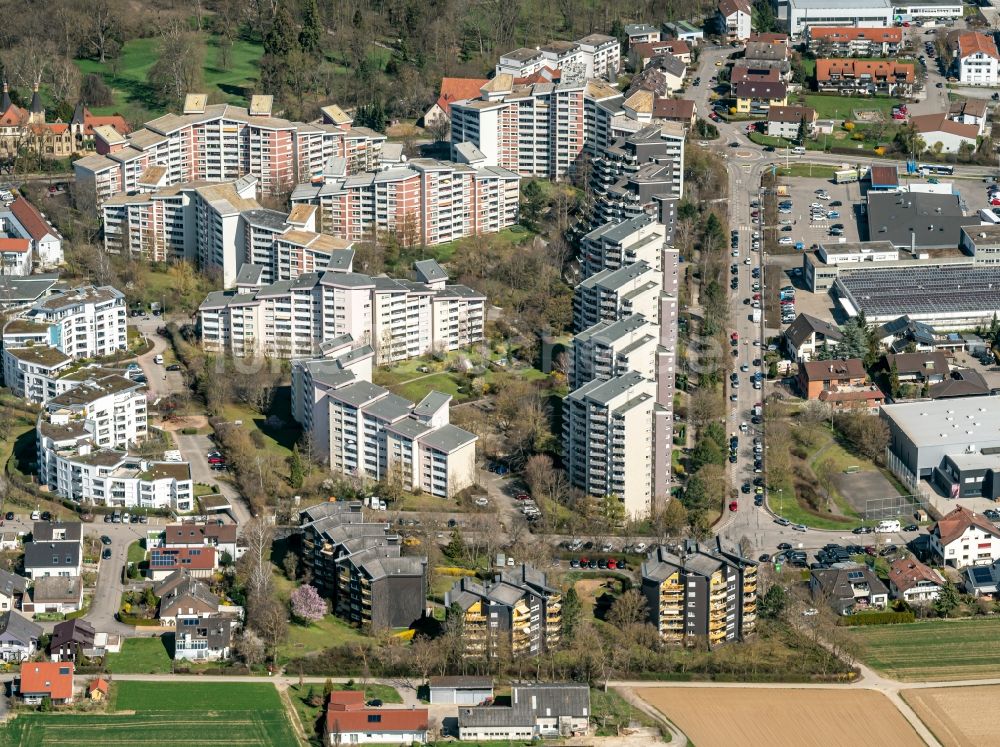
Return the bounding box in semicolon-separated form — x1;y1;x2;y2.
849;618;1000;681
0;681;300;747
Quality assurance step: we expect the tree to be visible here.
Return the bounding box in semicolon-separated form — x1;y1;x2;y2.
758;584;788;619
282;551;299;580
238;516;275;611
519;180;546;230
689;387;724;428
796;117;808;145
444;528;465;561
752;0;778;32
147;25;205;108
253;598;289;660
889;360;901;399
290;584;328;623
234;628;266;666
289;444;305;489
933;582;961;617
561;585;582;642
657;499;689;538
299;0;322;55
608;588;647;628
598;494;626;528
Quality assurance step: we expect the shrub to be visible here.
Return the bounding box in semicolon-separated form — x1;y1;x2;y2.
837;610;915;626
181;427;198;435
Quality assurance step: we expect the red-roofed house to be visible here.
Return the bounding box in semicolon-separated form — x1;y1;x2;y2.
0;237;30;275
5;197;63;268
930;505;1000;568
807;27;902;58
717;0;751;42
630;39;692;70
423;78;490;130
148;546;217;581
956;32;1000;86
324;691;429;745
652;98;697;129
16;661;74;704
816;59;914;96
910;112;979;154
161;522;241;560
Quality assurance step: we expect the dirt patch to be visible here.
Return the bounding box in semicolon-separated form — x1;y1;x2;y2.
904;685;1000;747
635;687;923;747
158;415;209;432
832;470;898;515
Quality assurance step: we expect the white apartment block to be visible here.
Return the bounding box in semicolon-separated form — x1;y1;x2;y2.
777;0;894;37
199;259;485;363
718;0;752;42
1;344;73;403
573;260;662;332
325;381;477;498
570;314;658;390
12;286;127;360
562;371;656;519
73;94;386;207
40;374;148;450
957;32;1000;86
496;35;620;81
579;215;667;278
290;158;519;246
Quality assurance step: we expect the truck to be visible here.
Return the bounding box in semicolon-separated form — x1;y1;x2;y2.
751;308;761;323
834;168;861;184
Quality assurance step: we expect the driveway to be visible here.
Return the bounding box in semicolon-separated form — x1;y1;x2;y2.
172;429;251;524
86;520;147;636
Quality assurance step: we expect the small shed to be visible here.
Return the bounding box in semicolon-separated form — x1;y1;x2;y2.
87;678;109;702
428;676;494;706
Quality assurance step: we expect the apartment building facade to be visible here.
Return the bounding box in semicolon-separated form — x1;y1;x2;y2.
74;94;386;207
199;259;485;364
289;158;519;246
807;26;902;57
579;215;668;278
16;286;127;359
573;261;662;332
570;315;658;390
957;32;1000;86
299;502;427;630
641;539;758;646
816;60;915;96
445;565;562;657
717;0;752;42
495;35;620;81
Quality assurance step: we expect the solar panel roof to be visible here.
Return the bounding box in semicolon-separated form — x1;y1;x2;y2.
838;266;1000;318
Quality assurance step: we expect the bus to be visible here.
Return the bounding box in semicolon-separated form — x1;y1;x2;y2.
917;163;954;176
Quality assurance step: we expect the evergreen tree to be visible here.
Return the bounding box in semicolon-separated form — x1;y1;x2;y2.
299;0;322;55
609;19;626;46
796;117;808;145
889;360;900;399
289;444;305;489
561;585;582;641
264;3;297;59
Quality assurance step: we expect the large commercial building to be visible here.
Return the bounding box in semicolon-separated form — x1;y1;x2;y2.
641;539;758;646
776;0;894;36
457;685;590;742
290;157;520;246
445;565;561;657
73;95;385;206
882;398;1000;500
299;501;427;630
199;258;485;363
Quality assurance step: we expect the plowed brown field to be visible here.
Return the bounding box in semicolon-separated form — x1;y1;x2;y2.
904;685;1000;747
635;687;923;747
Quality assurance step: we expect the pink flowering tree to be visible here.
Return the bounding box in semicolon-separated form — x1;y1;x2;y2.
290;584;327;623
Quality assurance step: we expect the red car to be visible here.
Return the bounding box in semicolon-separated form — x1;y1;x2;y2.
208;456;225;464
752;293;761;300
729;501;739;512
607;559;618;569
515;493;529;501
709;112;720;122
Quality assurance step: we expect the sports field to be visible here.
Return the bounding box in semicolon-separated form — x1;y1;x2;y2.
636;687;923;747
0;681;300;747
848;618;1000;681
904;685;1000;747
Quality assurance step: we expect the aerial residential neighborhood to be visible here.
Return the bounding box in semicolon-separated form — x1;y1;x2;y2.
3;0;1000;745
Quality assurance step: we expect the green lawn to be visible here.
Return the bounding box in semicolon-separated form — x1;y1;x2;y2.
798;94;903;120
848;618;1000;681
277;614;369;663
220;393;299;460
75;35;265;115
0;681;301;747
391;373;466;403
768;477;857;530
127;540;146;564
105;636;173;674
775;163;839;179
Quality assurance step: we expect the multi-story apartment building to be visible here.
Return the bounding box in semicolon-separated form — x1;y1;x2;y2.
717;0;752;42
573;260;662;332
39;374;147;450
569;315;658;390
11;286;127;360
73;94;386;207
579;215;668;278
1;338;73;404
299;501;427;630
495;35;620;81
445;564;561;657
815;60;915;97
590;123;685;226
199;259;486;363
807;26;902;57
956;32;1000;86
641;539;758;647
562;371;656;519
289;158;519;246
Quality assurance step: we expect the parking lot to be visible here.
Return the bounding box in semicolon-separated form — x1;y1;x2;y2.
769;173;865;253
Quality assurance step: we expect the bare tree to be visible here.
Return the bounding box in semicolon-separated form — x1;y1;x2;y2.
239;516;275;608
85;0;124;63
234;628;266;666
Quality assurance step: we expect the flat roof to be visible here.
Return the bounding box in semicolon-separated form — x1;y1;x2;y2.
882;398;1000;450
789;0;890;7
867;192;978;249
838;266;1000;319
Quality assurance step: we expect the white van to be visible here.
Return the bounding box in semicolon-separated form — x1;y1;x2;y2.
875;520;900;533
154;354;164;365
791;146;806;155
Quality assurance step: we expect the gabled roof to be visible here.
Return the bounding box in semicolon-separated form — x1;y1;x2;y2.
734;80;787;100
718;0;751;17
816;59;914;83
784;313;844;348
958;32;1000;61
800;358;866;381
0;610;42;644
435;78;490;115
652;98;695;121
910;112;979;141
9;198;59;242
889;557;944;594
767;105;815;124
929;369;991;399
884;351;949;379
809;27;901;43
932;506;997;547
325;694;429;735
18;662;73;700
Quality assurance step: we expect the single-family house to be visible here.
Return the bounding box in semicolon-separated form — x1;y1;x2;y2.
734;81;787;116
930;505;1000;568
22;541;82;579
162;522;241;561
640;53;687;94
956;32;1000;86
883;352;950;385
948;99;990;137
174;615;238;661
815;60;914;96
16;661;74;705
630;39;691;70
155;571;221;624
24;575;83;615
3;198;64;269
888;558;945;604
663;21;704;45
810;567;889;616
625;24;661;46
148;546;217;581
458;684;590;741
717;0;752;42
910;112;979;154
0;532;19;551
0;238;31;276
875;315;938;353
766;105;816;141
652;98;697;129
324;691;429;745
0;610;42;662
87;678;109;702
797;358;867;397
0;569;27;612
784;313;843;362
422;78;489;130
50;618;96;662
929;369;992;400
428;676;494;705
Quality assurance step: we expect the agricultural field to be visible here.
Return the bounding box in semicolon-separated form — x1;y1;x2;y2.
0;681;299;747
904;685;1000;747
848;618;1000;681
635;687;923;747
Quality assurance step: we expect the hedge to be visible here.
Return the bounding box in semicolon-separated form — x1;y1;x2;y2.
837;610;915;626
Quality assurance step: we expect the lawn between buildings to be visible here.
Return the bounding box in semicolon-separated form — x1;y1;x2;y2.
0;681;299;747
